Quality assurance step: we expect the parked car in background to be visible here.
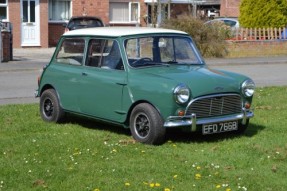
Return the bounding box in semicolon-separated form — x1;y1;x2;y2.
36;27;255;145
63;16;104;33
205;18;240;29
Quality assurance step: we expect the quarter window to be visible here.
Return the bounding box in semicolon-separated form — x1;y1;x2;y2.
55;38;85;65
0;0;8;21
48;0;71;21
109;2;140;23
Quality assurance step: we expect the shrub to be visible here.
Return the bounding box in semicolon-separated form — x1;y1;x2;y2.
161;15;230;58
239;0;287;28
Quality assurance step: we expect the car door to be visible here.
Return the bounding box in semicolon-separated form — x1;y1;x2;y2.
78;39;128;122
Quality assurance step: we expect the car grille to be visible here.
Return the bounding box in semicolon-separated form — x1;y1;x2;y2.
185;94;242;118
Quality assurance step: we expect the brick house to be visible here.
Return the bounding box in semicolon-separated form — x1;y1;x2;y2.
220;0;240;17
1;0;223;48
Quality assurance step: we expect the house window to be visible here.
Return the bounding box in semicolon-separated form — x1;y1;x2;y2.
0;0;8;21
22;0;35;23
49;0;71;21
109;2;140;23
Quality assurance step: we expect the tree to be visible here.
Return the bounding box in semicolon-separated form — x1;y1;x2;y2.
239;0;287;28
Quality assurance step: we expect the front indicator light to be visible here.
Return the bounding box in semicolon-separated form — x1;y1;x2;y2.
178;110;185;116
244;102;251;109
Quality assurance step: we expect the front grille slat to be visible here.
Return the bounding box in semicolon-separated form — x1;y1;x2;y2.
186;94;242;118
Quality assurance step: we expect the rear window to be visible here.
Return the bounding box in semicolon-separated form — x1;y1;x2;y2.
67;18;103;30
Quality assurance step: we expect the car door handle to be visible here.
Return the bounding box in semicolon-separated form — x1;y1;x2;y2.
82;72;88;76
116;82;127;86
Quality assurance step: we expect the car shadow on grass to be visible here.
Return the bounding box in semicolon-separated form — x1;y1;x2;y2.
165;123;266;143
64;114;131;136
63;114;265;144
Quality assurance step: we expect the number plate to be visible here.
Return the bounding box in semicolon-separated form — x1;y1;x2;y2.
202;121;238;135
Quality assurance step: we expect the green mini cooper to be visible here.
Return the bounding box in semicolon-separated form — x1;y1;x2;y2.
36;27;255;145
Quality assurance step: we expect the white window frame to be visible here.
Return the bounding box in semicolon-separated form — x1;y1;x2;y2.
129;2;140;23
109;2;140;24
0;0;8;21
48;0;72;23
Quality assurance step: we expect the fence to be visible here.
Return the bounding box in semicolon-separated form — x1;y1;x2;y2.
227;28;287;41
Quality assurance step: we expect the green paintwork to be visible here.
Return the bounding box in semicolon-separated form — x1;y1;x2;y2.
125;65;250;120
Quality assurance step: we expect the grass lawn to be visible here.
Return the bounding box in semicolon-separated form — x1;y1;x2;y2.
1;86;286;191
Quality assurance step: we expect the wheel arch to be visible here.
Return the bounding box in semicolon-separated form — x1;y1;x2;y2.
124;100;163;127
39;84;55;96
39;84;64;108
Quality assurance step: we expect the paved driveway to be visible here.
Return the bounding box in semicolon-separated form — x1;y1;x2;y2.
208;62;287;87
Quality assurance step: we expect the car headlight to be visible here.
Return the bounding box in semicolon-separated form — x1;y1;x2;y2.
241;79;255;97
174;84;190;104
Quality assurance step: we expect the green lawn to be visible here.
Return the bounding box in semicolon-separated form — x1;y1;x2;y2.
1;86;286;191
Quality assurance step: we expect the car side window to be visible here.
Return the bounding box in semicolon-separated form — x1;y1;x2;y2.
86;39;124;70
159;37;199;64
55;38;85;66
86;39;102;67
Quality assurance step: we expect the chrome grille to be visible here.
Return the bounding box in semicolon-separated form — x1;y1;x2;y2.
186;94;242;118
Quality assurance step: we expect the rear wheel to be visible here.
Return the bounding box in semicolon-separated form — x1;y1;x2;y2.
40;89;65;122
130;103;166;145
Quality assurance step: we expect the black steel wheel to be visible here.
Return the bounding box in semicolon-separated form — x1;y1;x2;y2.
130;103;165;145
40;89;65;122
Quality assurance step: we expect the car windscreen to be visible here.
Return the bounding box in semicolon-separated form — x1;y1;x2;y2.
125;36;202;68
67;18;103;30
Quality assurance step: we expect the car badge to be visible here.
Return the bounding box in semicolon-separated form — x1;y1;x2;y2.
215;86;224;91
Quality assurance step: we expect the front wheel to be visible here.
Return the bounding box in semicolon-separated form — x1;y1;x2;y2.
40;89;65;123
236;119;249;134
130;103;166;145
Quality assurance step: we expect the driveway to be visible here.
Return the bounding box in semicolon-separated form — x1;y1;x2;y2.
0;49;287;105
0;48;52;105
207;61;287;87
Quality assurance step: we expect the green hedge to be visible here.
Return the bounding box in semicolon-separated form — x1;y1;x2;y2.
239;0;287;28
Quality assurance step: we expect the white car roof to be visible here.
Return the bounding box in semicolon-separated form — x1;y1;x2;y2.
63;27;187;37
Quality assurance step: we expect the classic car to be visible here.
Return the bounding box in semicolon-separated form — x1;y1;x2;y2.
36;27;255;145
63;16;104;33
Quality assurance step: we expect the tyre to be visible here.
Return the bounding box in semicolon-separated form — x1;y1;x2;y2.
130;103;166;145
236;119;249;134
40;89;65;123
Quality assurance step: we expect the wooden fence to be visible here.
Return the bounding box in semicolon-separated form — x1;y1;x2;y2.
227;28;287;41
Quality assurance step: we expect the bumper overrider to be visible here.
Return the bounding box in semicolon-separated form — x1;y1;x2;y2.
163;108;254;131
34;90;39;97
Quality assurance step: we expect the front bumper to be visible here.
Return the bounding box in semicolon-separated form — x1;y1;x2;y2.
34;90;39;97
163;108;254;131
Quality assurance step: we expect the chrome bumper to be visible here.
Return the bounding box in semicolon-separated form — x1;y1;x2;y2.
163;109;254;131
34;90;39;97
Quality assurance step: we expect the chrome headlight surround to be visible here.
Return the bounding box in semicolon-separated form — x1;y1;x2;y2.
174;84;190;104
241;79;255;97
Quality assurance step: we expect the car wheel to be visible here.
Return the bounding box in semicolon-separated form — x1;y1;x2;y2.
40;89;65;122
236;119;249;134
130;103;166;145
